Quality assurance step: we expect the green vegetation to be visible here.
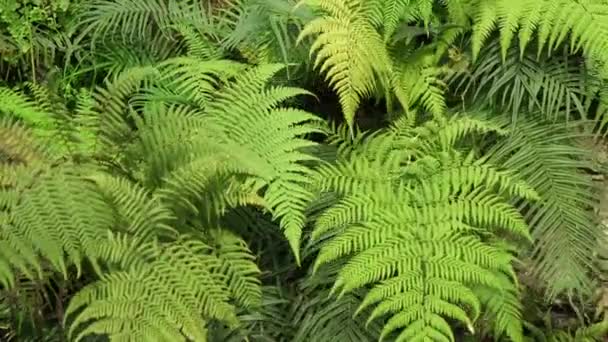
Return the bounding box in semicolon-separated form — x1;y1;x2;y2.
1;0;608;341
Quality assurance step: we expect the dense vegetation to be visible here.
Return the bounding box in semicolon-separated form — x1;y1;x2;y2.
2;0;608;341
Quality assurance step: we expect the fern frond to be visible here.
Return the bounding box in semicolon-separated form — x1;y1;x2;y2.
376;0;410;40
93;35;182;79
71;89;99;157
468;0;608;62
87;173;177;241
449;41;594;122
120;103;218;187
0;118;50;167
91;61;324;261
474;272;525;342
487;117;600;296
221;0;310;70
293;287;381;341
298;0;393;127
209;285;290;341
174;23;224;60
375;0;437;39
291;263;382;341
155;57;246;109
89;66;159;160
0;86;58;141
78;0;227;53
0;239;40;288
66;236;260;341
208;229;263;309
203;64;325;262
4;167;115;278
309;115;535;341
531;319;608;342
393;64;447;118
78;0;172;45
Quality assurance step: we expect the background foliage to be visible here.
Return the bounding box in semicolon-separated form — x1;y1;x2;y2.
2;0;608;341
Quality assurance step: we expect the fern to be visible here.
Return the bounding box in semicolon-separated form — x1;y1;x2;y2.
0;113;265;340
77;0;173;45
0;86;58;141
526;319;608;341
208;286;291;341
221;0;311;70
291;262;382;341
0;118;54;285
92;61;324;262
299;0;451;125
485;116;601;297
391;52;448;119
0;84;106;160
175;23;225;60
309;114;538;341
466;0;608;62
66;234;261;341
297;0;393;127
93;36;182;79
202;64;323;260
5;166;118;278
448;41;595;122
0;117;50;168
77;0;233;52
5;0;608;338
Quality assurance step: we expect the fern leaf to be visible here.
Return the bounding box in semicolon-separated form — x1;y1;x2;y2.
0;87;58;142
487;117;600;296
380;0;411;40
310;115;534;341
449;41;593;122
6;167;116;278
208;229;263;309
298;0;392;127
474;273;525;342
87;173;177;240
66;236;258;341
78;0;171;45
292;263;382;341
204;64;324;262
469;0;608;62
470;0;497;61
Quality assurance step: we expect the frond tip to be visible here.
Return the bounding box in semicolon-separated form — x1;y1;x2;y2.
297;0;392;128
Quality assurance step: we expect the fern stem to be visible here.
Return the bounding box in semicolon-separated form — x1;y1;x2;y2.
29;30;36;85
56;282;66;339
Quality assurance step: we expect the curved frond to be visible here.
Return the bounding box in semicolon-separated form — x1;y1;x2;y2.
203;63;325;261
291;263;382;341
298;0;393;127
90;61;324;262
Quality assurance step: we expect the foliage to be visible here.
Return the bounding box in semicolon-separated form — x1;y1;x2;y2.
298;0;449;127
448;41;596;122
1;56;323;339
309;114;537;341
2;0;608;341
485;117;600;297
0;0;78;83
